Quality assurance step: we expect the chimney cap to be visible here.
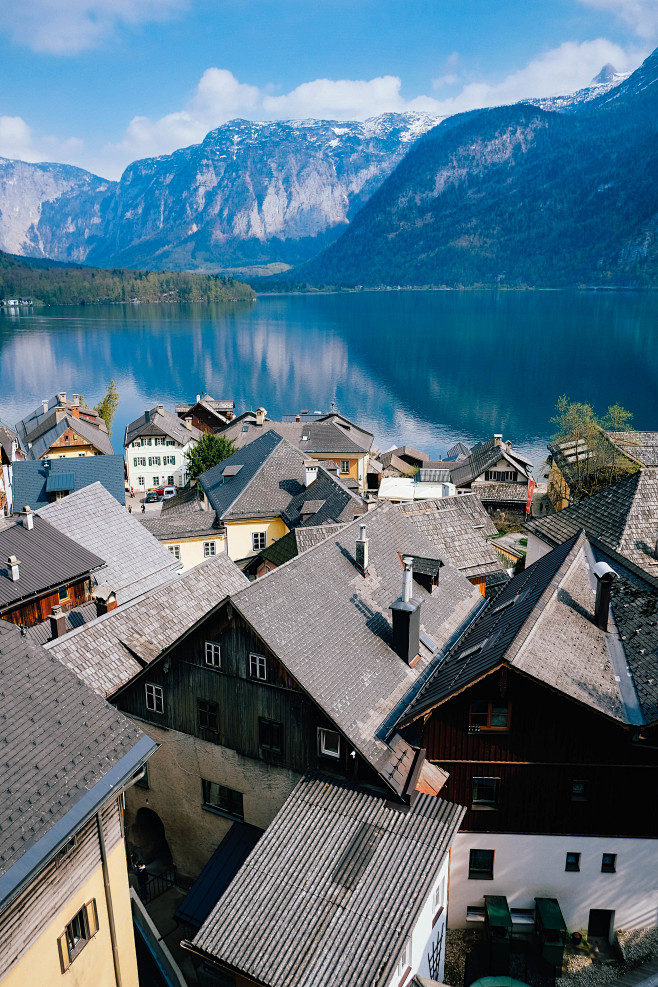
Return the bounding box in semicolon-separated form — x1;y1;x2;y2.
93;584;116;603
358;523;367;541
8;555;19;564
593;561;616;582
156;404;164;415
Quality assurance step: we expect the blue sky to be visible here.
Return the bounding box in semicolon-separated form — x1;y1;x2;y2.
0;0;655;179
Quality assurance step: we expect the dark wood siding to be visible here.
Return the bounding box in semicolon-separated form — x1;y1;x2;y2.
3;576;92;627
418;667;657;837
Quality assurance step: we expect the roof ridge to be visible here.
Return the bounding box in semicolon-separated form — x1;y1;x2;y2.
217;430;285;519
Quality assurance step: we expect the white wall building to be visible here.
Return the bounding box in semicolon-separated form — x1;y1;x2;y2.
124;405;202;494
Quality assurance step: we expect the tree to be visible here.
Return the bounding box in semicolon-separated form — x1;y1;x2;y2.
94;380;119;435
185;432;236;482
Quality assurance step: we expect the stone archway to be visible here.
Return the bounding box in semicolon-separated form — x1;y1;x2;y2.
129;806;173;867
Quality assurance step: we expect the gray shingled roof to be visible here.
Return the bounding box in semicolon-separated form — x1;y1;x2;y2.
400;496;507;580
161;484;206;516
607;431;658;467
470;481;530;504
230;503;483;777
548;426;643;495
124;406;202;446
219;416;370;455
0;620;154;904
138;511;219;540
38;483;180;604
525;469;658;575
12;455;126;510
244;524;347;575
24;413;115;459
46;553;249;696
450;437;532;488
282;464;366;529
401;531;658;728
15;395;104;444
193;773;464;987
0;515;105;612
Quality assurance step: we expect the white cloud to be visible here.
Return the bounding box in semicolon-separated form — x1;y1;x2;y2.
578;0;658;40
3;0;186;55
0;115;83;164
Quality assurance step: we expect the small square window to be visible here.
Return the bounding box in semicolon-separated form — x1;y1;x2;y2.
571;779;589;802
340;460;350;474
318;727;341;759
198;698;219;732
469;701;511;732
468;848;494;880
565;852;580;872
202;779;244;820
259;717;283;753
249;653;267;680
57;901;99;972
205;641;221;667
472;777;499;809
252;531;266;552
203;541;216;557
145;682;164;714
58;585;69;602
601;853;616;873
168;544;181;560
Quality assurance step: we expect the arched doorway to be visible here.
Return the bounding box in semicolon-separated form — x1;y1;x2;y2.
129;807;173;868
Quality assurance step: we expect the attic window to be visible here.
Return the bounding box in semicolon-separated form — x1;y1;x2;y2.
302;435;309;441
222;464;243;479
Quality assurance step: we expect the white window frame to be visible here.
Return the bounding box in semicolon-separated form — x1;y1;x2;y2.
432;876;446;913
137;476;145;487
145;682;164;714
252;531;266;552
205;641;221;668
203;541;216;557
340;460;350;474
396;936;412;977
249;653;267;680
168;544;181;561
318;727;340;759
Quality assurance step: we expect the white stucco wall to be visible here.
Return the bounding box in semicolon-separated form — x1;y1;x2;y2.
386;854;451;987
449;832;658;934
525;532;552;568
125;436;197;492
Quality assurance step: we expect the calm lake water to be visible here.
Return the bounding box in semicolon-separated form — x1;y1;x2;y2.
1;290;657;469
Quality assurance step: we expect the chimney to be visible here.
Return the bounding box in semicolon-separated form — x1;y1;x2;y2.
41;400;48;415
593;561;616;632
196;393;201;404
255;407;266;427
356;524;368;575
185;416;193;430
390;557;422;665
49;605;67;639
93;586;118;617
145;410;151;423
57;392;66;405
156;404;164;416
7;555;20;581
494;434;502;447
506;440;511;452
71;404;79;419
54;406;66;423
72;394;80;407
21;506;34;531
304;459;318;487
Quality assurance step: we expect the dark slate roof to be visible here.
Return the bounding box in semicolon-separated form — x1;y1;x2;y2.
0;515;105;612
199;432;307;521
193;773;465;987
282;464;366;529
0;620;154;907
175;823;262;928
525;469;658;575
124;406;202;446
381;446;429;469
400;496;506;580
450;437;532;488
446;441;470;461
401;531;658;728
607;431;658;467
138;511;219;540
24;413;114;459
218;416;371;455
230;503;483;782
12;455;126;510
47;553;249;697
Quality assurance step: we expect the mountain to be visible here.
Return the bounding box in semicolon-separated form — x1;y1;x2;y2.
0;113;441;272
293;49;658;288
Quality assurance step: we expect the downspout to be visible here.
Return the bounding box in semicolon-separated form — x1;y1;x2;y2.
97;809;123;987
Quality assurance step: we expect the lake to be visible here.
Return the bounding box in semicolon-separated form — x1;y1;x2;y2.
1;290;657;470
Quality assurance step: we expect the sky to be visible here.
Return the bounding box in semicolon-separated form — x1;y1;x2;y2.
0;0;656;180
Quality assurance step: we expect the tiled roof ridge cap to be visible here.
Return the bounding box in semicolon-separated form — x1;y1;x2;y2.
218;431;286;520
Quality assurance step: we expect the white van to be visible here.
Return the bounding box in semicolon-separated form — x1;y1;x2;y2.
162;486;176;500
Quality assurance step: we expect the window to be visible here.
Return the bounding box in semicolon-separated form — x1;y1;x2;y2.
318;727;341;759
152;476;159;485
205;641;221;667
571;779;589;802
472;777;499;809
396;937;412;978
340;460;350;474
168;544;181;560
565;852;580;872
432;877;446;913
163;455;175;465
249;653;267;680
601;853;616;873
58;585;69;602
56;836;77;867
57;901;99;972
469;701;511;732
167;475;174;485
202;779;244;820
166;439;175;446
133;456;146;467
137;476;145;487
259;717;283;753
198;698;219;732
145;682;164;714
203;541;216;557
468;848;495;880
252;531;266;552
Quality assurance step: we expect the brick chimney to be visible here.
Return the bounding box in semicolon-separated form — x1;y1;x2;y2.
7;555;20;581
255;407;267;427
356;523;368;575
390;557;422;665
593;561;616;631
49;605;67;639
71;404;80;419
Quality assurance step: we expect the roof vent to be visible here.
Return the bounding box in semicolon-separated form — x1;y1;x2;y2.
356;523;368;575
390;557;422;665
593;561;616;632
21;507;34;531
7;555;20;581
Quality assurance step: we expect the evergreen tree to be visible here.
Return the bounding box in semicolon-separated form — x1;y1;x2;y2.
95;381;119;435
185;433;237;482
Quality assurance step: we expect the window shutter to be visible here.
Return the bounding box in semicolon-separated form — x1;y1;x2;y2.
86;898;99;937
57;932;71;972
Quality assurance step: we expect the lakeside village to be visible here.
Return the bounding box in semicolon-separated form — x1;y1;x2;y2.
0;391;658;987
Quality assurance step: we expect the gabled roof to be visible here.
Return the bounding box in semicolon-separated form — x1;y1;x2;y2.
138;510;219;541
22;413;115;459
400;495;507;580
192;773;464;987
124;406;202;446
0;514;105;612
470;481;529;504
218;416;371;455
451;436;532;488
401;531;658;728
176;394;233;425
525;468;658;575
15;394;105;446
446;441;470;461
0;620;154;911
381;446;429;469
607;431;658;467
12;455;126;509
281;464;366;528
37;482;180;604
243;524;347;574
46;553;249;697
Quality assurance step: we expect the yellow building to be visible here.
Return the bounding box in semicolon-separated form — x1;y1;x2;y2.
0;620;156;987
15;392;114;461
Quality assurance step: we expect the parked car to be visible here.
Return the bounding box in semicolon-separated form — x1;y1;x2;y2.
162;486;176;500
145;490;160;503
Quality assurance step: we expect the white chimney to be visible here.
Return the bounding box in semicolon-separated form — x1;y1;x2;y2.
494;434;502;447
72;394;80;407
196;393;201;404
356;523;368;575
185;416;193;430
21;507;34;531
255;407;266;426
57;392;66;404
7;555;19;581
42;400;48;415
156;404;164;416
304;460;318;487
402;556;413;603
